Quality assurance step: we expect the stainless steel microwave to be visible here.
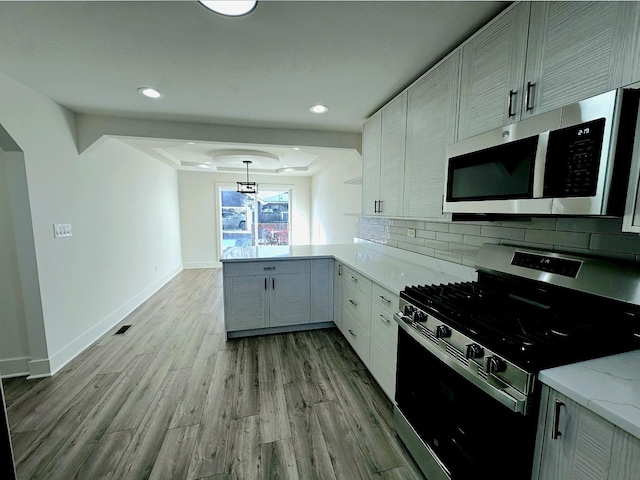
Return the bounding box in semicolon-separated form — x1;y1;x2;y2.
444;84;640;216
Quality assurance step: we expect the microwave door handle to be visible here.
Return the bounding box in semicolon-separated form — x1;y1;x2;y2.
533;131;550;199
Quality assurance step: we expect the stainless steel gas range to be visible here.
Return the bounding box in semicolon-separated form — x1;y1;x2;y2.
393;244;640;480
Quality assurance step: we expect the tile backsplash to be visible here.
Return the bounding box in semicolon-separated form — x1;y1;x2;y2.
356;216;640;267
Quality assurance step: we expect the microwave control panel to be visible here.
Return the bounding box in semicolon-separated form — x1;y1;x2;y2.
543;118;606;198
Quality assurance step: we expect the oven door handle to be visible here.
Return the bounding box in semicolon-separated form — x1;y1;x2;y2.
394;313;528;414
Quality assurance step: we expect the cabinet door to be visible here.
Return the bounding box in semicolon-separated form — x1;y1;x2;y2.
535;387;615;480
269;273;311;327
524;2;627;118
404;51;460;219
458;2;530;139
362;111;382;215
333;261;343;331
310;259;333;324
224;275;269;332
379;91;407;216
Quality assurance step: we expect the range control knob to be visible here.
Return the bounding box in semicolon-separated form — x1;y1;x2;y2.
435;325;451;339
465;343;484;359
403;305;416;317
487;356;507;375
413;311;427;323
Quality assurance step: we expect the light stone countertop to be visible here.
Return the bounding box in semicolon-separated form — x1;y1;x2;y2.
219;240;476;295
539;350;640;440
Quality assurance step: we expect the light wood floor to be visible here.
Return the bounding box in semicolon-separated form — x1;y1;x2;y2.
3;268;425;480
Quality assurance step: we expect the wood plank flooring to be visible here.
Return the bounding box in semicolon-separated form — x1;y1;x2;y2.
2;268;425;480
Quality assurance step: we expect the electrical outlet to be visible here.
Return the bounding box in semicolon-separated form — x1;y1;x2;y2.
407;228;416;238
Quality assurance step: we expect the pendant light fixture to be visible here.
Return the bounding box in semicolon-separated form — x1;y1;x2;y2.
237;160;258;194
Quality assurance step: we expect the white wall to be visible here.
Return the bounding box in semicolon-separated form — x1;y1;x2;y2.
179;170;311;267
311;151;362;244
0;73;183;376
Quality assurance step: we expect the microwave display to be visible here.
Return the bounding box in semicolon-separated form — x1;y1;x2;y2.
543;118;606;198
447;136;538;201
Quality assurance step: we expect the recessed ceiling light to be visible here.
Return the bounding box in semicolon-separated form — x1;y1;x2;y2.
309;104;329;114
199;1;257;17
137;87;162;99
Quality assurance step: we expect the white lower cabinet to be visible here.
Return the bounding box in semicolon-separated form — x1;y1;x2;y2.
533;385;640;480
223;258;332;336
340;269;399;402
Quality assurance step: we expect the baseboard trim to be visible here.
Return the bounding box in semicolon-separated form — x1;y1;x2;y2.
47;265;183;375
27;358;51;379
183;261;220;269
0;357;30;379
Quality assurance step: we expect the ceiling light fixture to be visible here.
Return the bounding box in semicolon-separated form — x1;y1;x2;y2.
137;87;162;99
199;1;257;17
237;160;258;194
309;104;329;114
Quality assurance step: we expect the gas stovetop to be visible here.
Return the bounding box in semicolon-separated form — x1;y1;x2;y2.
399;245;640;373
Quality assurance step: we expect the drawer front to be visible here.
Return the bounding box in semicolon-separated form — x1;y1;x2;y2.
369;345;397;401
342;282;371;331
224;259;310;277
371;303;398;353
342;309;371;365
342;266;372;296
371;283;398;313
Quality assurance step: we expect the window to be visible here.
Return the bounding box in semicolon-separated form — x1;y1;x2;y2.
219;187;291;255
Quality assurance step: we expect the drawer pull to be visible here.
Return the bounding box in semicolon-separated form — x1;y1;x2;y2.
350;275;358;282
379;314;390;323
378;295;391;304
348;299;357;307
264;266;276;271
552;400;565;440
348;329;356;337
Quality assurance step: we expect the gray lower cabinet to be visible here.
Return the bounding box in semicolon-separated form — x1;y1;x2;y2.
223;258;332;336
333;260;344;331
533;385;640;480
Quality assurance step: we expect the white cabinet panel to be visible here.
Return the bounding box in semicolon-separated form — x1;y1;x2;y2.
224;275;269;332
362;111;382;215
458;2;529;139
404;51;460;219
379;91;407;216
333;261;344;331
310;258;333;324
270;273;311;327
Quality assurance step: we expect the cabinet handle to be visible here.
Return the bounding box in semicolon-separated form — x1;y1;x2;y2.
264;278;267;290
348;299;357;307
348;329;356;337
264;266;276;271
350;275;358;282
272;278;275;289
378;295;391;304
508;89;517;117
338;264;342;276
378;200;383;213
373;200;378;213
525;81;535;112
379;314;390;323
552;400;565;440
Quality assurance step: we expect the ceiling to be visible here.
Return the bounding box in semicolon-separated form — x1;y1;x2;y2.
0;0;508;175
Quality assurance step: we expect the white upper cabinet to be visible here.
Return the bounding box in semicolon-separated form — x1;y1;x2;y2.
458;2;640;141
404;51;460;219
458;2;530;139
523;2;631;118
361;93;407;217
379;92;407;216
362;111;382;216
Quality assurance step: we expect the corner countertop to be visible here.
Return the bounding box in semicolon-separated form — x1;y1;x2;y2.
219;241;476;295
539;349;640;440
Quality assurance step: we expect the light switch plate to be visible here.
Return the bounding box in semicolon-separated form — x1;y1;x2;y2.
53;223;72;238
407;228;416;238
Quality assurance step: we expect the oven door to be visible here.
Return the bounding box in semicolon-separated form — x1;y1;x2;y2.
395;326;537;480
